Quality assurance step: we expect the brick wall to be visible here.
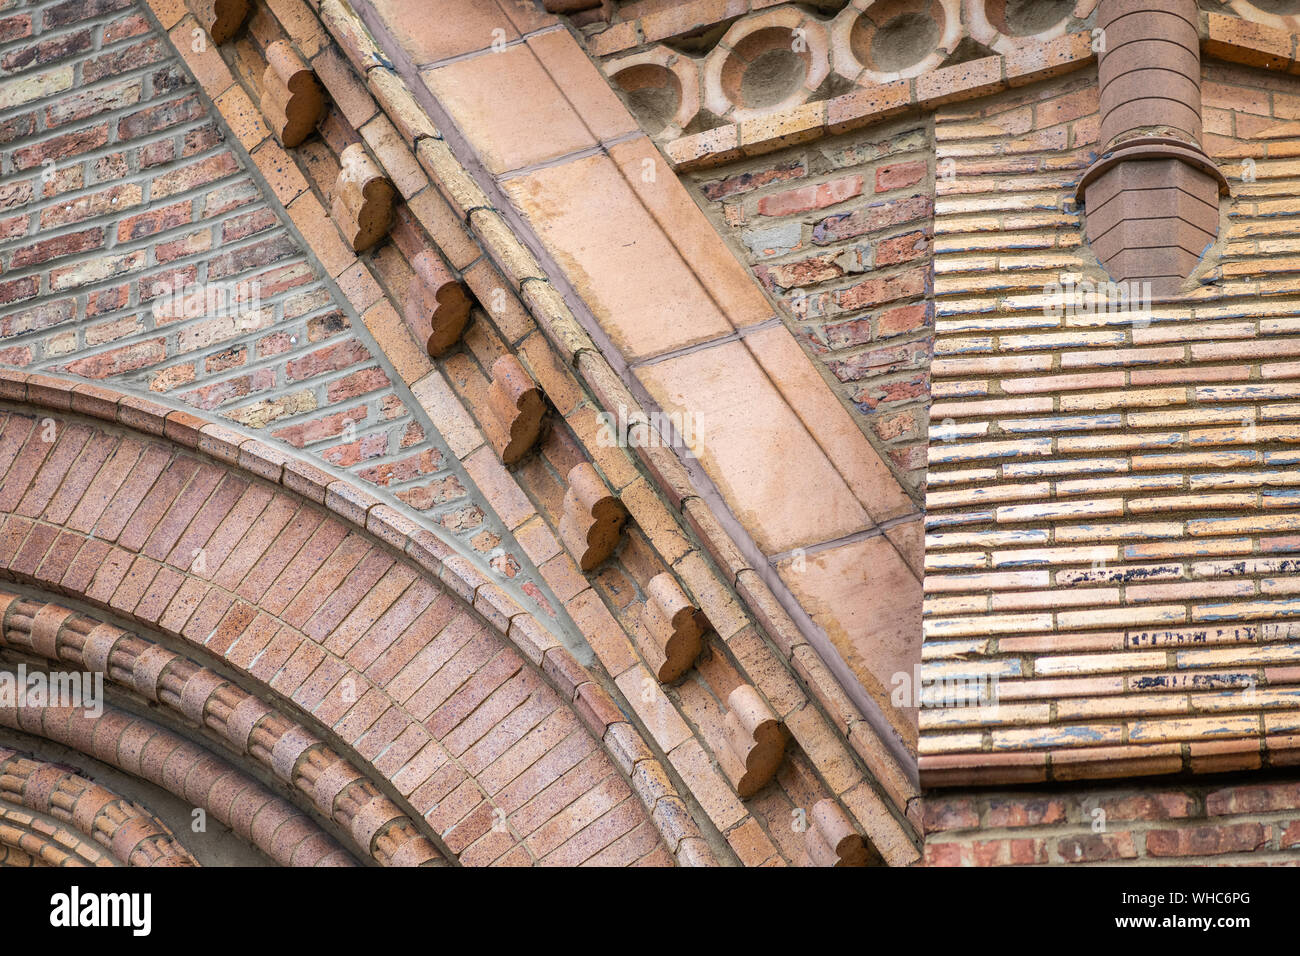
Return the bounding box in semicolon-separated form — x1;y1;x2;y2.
921;58;1300;785
685;115;934;500
923;774;1300;865
0;0;560;618
0;0;928;868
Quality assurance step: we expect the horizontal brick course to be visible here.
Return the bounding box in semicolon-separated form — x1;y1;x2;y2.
924;774;1300;865
921;60;1300;784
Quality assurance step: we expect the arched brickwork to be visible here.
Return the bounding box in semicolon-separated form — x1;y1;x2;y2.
0;803;109;867
0;0;927;868
0;370;682;866
0;594;424;866
0;746;197;866
0;697;356;866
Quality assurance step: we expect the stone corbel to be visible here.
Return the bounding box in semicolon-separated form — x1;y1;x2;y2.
185;0;249;44
806;798;871;867
261;40;325;149
488;354;545;465
637;572;704;682
558;463;627;572
331;143;395;253
404;250;471;357
719;684;787;798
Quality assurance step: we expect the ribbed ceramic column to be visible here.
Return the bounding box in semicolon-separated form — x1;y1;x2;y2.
1076;0;1228;295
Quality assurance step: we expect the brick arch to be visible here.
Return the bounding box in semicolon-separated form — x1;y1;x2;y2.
0;745;196;867
0;802;106;867
0;696;354;866
0;371;682;866
0;591;431;866
0;841;46;867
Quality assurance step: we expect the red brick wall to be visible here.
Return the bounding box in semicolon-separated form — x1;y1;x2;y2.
920;54;1300;787
922;774;1300;865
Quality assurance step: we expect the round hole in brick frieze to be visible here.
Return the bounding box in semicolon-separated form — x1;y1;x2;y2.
833;0;961;83
613;63;683;134
720;27;811;110
962;0;1073;52
605;46;700;137
703;10;829;120
983;0;1074;36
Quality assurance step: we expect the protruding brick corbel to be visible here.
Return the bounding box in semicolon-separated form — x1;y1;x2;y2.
719;684;787;798
331;143;395;252
637;572;704;682
806;799;872;867
185;0;249;44
261;40;325;148
488;354;545;464
404;250;471;356
559;463;627;571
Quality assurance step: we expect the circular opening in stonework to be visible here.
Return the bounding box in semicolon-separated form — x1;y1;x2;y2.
984;0;1074;36
850;0;944;74
1244;0;1300;13
721;27;810;110
613;63;682;135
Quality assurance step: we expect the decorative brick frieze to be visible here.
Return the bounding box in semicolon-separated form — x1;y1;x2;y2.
330;142;394;252
719;684;788;798
261;38;325;148
637;572;705;683
557;461;627;572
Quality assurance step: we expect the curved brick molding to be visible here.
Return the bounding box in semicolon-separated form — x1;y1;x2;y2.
1;697;357;865
0;371;704;865
0;745;198;866
0;590;439;866
1076;0;1229;294
0;802;116;866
